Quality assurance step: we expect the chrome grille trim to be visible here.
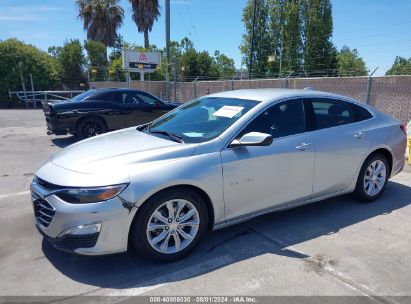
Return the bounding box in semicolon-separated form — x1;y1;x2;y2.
31;180;56;228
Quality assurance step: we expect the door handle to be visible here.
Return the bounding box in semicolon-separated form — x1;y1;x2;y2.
296;143;312;151
353;131;366;139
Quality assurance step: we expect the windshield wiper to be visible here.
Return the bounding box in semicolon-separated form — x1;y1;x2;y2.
149;130;184;143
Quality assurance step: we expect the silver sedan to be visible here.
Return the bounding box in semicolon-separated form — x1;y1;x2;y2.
31;89;407;262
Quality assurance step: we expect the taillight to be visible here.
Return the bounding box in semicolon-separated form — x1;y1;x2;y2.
400;124;407;135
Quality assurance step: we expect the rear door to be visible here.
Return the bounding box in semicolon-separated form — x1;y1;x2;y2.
304;98;372;198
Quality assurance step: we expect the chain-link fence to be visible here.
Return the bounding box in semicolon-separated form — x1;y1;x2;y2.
89;75;411;124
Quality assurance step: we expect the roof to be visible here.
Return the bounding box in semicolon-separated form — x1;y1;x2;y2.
93;87;143;92
206;88;343;103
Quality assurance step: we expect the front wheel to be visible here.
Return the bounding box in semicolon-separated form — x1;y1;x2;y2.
130;189;208;262
354;154;389;202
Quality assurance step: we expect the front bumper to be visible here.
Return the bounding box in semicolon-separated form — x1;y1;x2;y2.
31;180;135;255
36;224;100;254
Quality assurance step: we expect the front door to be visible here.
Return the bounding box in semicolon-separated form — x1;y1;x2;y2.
123;91;168;126
221;99;316;221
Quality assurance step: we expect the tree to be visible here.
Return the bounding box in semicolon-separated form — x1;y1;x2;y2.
76;0;124;47
0;39;60;103
336;46;367;76
240;0;271;78
385;56;411;76
57;39;87;89
281;0;303;74
129;0;160;49
302;0;337;76
48;46;62;59
85;40;109;81
109;57;127;81
85;40;108;67
214;51;236;79
109;34;127;61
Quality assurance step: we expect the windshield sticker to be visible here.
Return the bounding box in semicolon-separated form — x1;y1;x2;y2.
212;106;244;118
183;132;204;137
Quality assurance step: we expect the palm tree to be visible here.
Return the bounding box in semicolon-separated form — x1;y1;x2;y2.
76;0;124;47
129;0;161;49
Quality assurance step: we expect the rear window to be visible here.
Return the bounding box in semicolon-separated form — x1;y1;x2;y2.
350;103;373;122
310;99;354;130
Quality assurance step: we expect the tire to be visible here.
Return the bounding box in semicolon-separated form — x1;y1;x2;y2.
76;117;106;139
354;154;389;202
130;188;208;262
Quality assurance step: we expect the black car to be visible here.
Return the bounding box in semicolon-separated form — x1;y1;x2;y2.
43;88;181;138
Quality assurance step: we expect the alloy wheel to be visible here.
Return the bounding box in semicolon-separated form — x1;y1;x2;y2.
146;199;200;254
363;160;386;196
82;121;102;138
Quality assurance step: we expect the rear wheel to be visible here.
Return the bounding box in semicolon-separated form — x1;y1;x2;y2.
76;117;106;139
354;154;389;202
130;188;208;262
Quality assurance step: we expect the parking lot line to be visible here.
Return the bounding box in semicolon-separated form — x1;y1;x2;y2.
0;190;30;200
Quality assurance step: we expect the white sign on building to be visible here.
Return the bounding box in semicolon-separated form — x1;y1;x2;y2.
122;50;161;81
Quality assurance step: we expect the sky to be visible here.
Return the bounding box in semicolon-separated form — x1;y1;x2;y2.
0;0;410;76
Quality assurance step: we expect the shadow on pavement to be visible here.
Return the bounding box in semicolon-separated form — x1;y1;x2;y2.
51;136;79;148
42;180;411;290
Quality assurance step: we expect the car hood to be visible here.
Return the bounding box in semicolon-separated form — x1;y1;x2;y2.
50;127;197;175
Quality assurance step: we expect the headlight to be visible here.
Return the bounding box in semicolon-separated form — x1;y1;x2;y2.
55;184;128;204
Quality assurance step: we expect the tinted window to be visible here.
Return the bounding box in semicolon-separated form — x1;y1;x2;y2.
350;103;373;122
91;91;124;103
124;92;142;104
71;89;97;102
137;93;161;105
308;98;354;130
238;99;305;139
124;92;159;105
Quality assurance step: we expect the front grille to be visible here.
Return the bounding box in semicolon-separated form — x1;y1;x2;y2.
32;191;55;228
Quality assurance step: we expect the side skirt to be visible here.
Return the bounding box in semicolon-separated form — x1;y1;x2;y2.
212;188;354;231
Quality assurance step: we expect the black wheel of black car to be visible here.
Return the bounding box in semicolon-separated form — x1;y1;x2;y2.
353;153;389;202
130;188;208;262
76;118;106;139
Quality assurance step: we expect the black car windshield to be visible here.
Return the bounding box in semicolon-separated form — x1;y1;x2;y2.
71;89;97;102
147;97;259;143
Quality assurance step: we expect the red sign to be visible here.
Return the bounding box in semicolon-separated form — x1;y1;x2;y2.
139;53;148;61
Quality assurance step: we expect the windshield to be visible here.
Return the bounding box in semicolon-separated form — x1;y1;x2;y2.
146;97;259;143
71;89;97;102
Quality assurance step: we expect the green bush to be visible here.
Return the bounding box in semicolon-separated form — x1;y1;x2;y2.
0;38;61;104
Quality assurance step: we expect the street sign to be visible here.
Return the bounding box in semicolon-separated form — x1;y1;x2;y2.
122;50;161;73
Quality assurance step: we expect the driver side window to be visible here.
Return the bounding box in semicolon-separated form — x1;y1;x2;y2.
238;99;306;139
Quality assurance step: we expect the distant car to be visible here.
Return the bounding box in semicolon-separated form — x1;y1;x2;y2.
42;88;180;139
31;89;407;262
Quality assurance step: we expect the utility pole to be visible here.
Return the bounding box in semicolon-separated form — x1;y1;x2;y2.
29;73;36;109
365;67;379;104
279;27;283;78
18;62;28;108
248;0;257;79
165;0;171;100
173;55;177;102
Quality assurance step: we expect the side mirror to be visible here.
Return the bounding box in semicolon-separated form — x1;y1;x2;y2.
230;132;273;148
